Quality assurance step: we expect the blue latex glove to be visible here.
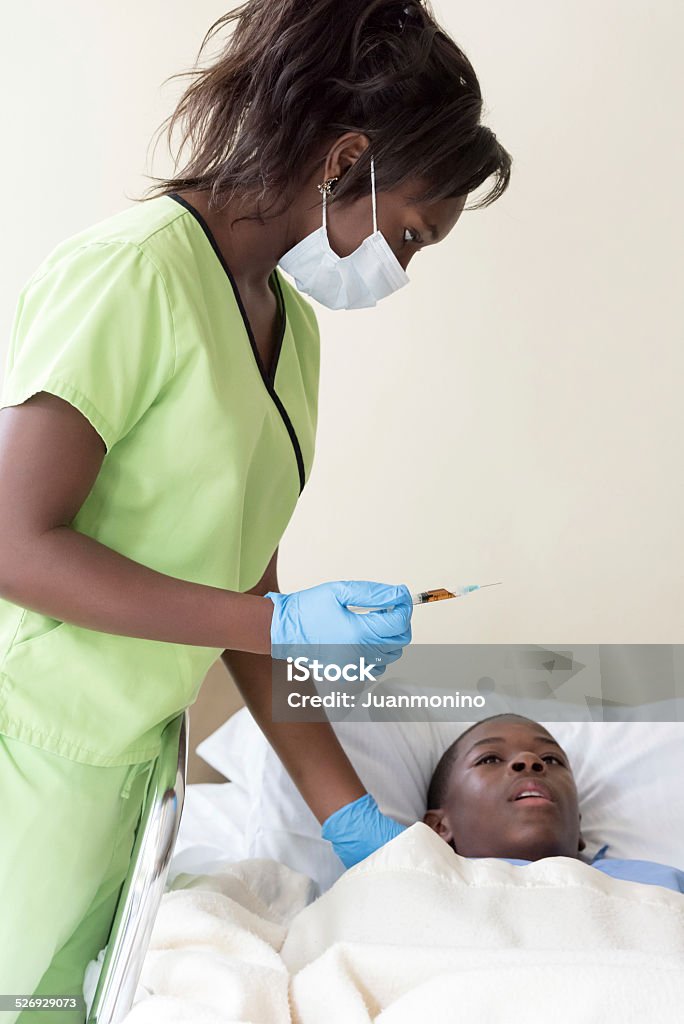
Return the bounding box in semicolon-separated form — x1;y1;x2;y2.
266;581;412;670
322;793;407;868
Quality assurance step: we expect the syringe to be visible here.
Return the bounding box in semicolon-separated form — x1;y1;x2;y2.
348;583;502;614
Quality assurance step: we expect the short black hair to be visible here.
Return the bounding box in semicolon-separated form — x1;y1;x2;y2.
426;714;539;810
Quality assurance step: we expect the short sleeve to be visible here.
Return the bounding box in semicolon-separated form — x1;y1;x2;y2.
1;241;176;452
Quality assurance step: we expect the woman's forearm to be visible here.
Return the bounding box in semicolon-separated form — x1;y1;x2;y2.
0;524;273;654
221;647;367;823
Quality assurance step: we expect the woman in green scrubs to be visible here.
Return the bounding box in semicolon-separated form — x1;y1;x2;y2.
0;1;511;1018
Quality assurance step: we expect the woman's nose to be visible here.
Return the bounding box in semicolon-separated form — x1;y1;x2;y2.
511;752;545;772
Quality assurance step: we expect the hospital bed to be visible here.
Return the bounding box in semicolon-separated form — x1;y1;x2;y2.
82;692;684;1022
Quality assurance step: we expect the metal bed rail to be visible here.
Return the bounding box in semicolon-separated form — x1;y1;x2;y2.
86;708;188;1024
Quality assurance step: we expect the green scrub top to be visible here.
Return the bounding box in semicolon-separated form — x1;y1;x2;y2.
0;194;320;766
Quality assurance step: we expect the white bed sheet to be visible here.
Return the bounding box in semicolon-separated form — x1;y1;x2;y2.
118;824;684;1023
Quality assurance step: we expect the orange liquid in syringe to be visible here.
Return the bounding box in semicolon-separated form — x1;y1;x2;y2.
417;588;456;603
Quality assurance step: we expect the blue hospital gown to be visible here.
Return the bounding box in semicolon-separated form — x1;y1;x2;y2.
498;844;684;893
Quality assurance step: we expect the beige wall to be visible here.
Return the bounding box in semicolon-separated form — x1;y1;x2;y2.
1;2;682;773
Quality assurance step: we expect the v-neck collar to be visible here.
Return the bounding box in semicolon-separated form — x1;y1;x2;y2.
166;192;306;494
167;191;287;385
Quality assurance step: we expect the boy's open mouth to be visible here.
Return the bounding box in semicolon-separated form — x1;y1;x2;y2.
509;781;553;803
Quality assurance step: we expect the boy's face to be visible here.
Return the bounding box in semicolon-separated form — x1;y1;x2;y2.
424;716;585;860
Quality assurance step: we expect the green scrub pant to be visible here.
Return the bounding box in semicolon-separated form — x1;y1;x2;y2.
0;733;154;1024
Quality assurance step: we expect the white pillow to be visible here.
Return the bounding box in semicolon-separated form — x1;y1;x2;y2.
198;706;684;893
169;781;251;885
196;710;264;791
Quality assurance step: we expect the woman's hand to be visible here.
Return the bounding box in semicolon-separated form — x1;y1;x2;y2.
322;792;407;868
266;580;412;671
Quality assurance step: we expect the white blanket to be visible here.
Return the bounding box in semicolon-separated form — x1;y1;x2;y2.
118;824;684;1023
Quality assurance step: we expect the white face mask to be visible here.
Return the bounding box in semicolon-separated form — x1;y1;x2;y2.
278;155;410;310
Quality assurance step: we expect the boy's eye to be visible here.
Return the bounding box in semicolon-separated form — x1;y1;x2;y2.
403;227;422;246
542;754;565;766
476;753;566;766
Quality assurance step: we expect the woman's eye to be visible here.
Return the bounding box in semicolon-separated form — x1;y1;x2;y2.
403;227;422;246
477;754;501;765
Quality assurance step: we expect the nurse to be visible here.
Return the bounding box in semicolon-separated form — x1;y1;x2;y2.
0;0;511;1018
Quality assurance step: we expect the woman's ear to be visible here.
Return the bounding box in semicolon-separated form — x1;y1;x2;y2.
423;809;455;844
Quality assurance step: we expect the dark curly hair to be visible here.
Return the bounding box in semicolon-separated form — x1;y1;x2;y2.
136;0;512;228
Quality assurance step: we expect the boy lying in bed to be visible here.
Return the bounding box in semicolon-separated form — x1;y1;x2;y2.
321;713;684;894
